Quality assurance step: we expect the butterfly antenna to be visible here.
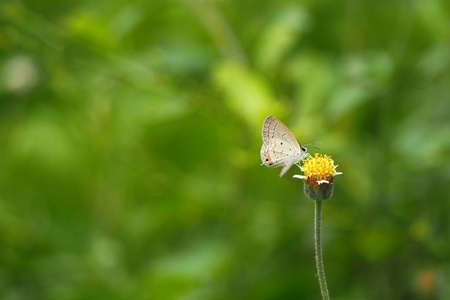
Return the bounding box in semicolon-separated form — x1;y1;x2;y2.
304;142;321;154
305;142;322;154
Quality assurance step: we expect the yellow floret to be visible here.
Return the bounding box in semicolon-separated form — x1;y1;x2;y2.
302;154;339;183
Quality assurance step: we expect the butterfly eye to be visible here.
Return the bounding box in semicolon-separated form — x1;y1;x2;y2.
301;146;307;152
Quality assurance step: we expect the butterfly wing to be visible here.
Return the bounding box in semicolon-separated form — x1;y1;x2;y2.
262;115;299;144
260;115;308;177
261;138;305;177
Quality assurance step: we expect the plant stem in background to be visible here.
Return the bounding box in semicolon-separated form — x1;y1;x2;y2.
315;200;330;300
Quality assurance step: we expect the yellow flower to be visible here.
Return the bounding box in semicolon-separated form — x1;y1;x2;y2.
294;154;342;201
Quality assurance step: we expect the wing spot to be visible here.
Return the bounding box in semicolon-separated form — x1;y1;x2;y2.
281;142;283;145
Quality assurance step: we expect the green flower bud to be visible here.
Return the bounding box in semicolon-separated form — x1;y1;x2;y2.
304;180;334;201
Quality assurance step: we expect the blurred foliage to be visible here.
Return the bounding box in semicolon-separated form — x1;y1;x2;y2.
1;0;450;299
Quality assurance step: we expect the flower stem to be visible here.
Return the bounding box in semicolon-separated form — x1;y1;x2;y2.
315;200;330;300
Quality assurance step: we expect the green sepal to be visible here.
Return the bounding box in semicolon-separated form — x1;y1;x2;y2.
304;181;334;201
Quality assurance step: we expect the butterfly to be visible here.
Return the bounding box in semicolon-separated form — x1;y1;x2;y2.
260;115;308;177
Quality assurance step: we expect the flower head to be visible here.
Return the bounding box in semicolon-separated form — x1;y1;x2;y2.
294;154;342;201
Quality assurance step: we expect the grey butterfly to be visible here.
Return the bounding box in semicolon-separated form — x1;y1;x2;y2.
260;115;308;177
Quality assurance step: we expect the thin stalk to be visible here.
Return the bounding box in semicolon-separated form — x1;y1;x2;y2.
315;200;330;300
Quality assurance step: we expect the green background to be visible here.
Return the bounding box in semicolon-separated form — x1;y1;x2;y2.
1;0;450;299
